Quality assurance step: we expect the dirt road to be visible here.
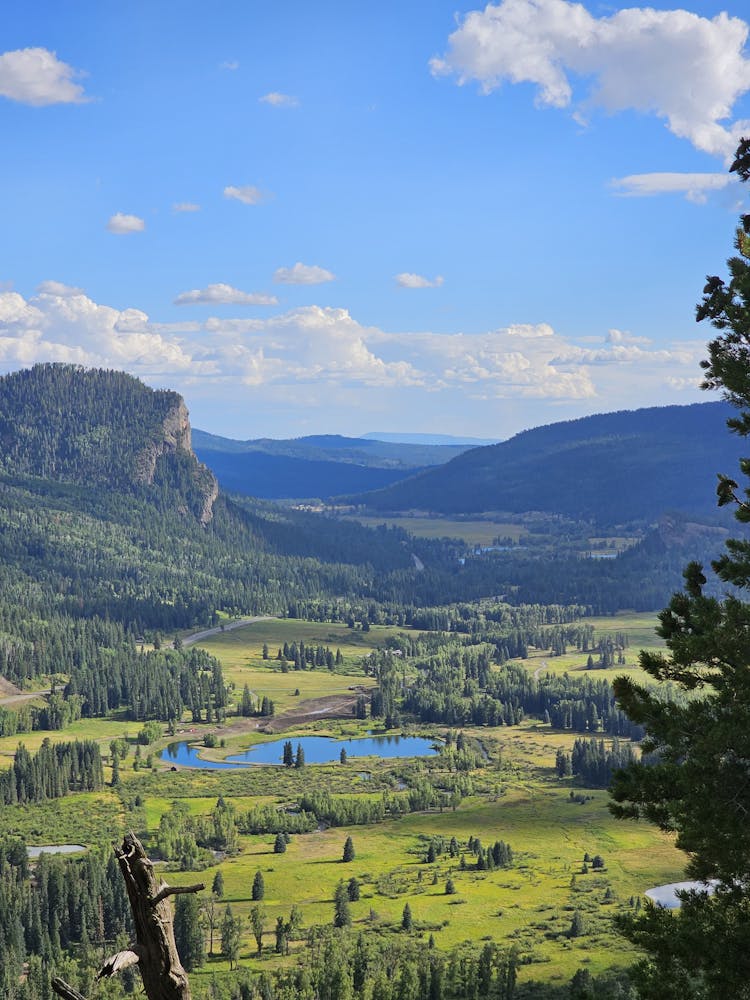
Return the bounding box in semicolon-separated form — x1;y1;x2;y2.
181;615;274;647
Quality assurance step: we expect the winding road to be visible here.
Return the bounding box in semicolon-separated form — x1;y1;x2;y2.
181;615;274;647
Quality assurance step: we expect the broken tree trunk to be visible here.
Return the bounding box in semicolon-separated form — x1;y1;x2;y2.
52;832;204;1000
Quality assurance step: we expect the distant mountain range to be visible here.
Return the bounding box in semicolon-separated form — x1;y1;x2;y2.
345;402;746;525
192;430;472;499
360;431;499;446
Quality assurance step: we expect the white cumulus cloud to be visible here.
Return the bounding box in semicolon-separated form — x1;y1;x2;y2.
395;273;444;289
0;287;708;422
224;185;267;205
431;1;750;157
173;202;200;213
174;284;278;306
274;263;336;285
0;47;88;106
106;213;145;235
259;92;299;108
0;288;200;373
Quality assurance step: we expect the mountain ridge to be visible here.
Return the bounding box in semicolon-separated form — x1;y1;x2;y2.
344;400;744;524
0;364;219;523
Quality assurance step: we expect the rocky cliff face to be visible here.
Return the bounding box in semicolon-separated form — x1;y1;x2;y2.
134;399;219;524
134;399;191;483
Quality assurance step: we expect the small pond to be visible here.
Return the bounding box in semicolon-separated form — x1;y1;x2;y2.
162;733;440;770
27;845;87;859
645;880;718;909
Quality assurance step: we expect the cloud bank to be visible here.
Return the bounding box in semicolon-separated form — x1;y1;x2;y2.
274;263;336;285
259;92;299;108
224;185;267;205
0;287;704;416
610;171;735;203
395;273;444;289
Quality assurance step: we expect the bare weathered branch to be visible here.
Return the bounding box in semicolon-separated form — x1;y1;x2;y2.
112;832;195;1000
54;833;197;1000
96;946;143;979
148;883;205;908
51;978;88;1000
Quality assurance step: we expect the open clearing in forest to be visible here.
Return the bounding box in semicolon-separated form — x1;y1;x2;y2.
524;611;663;685
194;618;397;710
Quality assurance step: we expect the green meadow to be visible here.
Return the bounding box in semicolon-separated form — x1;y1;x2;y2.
123;720;684;990
196;617;397;702
4;614;687;990
524;612;664;684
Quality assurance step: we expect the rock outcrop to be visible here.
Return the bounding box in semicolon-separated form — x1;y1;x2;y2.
134;398;218;523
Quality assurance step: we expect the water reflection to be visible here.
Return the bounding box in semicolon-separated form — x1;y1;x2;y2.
162;733;440;770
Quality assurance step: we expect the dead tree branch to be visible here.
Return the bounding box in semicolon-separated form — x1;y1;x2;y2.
53;832;203;1000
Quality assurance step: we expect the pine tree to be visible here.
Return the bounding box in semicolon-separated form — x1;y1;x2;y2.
221;904;243;969
568;910;585;938
294;742;305;768
212;869;224;899
333;882;352;928
401;902;414;931
173;894;205;972
609;139;750;999
274;832;287;854
252;869;265;901
250;904;266;956
342;835;355;862
282;740;294;767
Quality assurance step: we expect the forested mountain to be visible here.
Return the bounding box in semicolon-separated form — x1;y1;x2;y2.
0;365;732;648
192;429;472;500
350;402;743;525
0;364;218;523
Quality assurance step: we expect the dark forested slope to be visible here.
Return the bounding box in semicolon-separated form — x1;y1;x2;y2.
351;401;742;524
0;364;218;523
192;430;469;499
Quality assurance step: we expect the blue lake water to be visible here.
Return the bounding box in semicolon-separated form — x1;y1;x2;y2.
645;880;718;909
27;845;87;858
162;733;440;770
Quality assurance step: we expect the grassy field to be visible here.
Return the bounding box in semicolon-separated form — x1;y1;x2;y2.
0;715;140;764
196;618;399;700
524;612;664;684
129;721;685;990
2;614;687;990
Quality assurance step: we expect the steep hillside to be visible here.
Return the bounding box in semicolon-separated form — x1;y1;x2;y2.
0;364;218;523
351;402;744;524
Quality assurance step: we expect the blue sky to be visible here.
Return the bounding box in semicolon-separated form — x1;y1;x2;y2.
2;0;750;439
